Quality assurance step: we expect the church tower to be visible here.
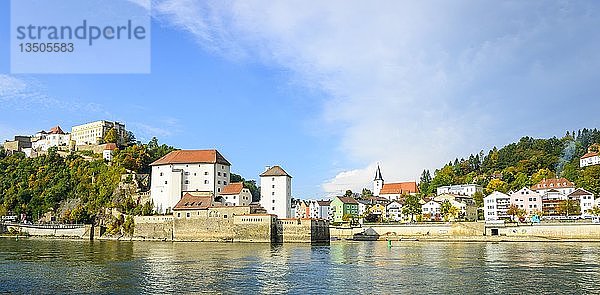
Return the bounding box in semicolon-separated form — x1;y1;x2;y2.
373;164;384;196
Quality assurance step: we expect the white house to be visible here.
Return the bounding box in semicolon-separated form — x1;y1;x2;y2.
259;166;292;218
436;184;482;197
509;187;542;215
531;178;575;196
484;191;511;221
150;149;231;214
421;200;441;219
386;200;403;221
31;126;71;151
568;188;595;216
580;144;600;168
102;143;117;161
220;182;252;206
317;200;331;220
580;152;600;167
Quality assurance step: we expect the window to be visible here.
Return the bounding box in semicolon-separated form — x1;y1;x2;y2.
205;172;209;175
177;213;181;217
233;196;236;199
204;180;209;184
164;181;167;184
272;207;275;210
272;192;275;195
223;215;227;219
272;185;275;188
194;173;197;176
272;200;275;203
184;180;189;184
186;212;190;218
160;172;163;176
218;172;221;176
218;188;221;192
224;173;227;177
224;181;227;185
218;181;221;184
272;177;275;181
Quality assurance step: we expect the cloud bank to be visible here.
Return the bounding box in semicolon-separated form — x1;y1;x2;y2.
140;1;600;194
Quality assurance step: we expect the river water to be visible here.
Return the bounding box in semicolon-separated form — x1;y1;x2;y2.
1;239;599;294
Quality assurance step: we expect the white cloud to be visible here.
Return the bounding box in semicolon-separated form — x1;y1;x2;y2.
149;1;600;194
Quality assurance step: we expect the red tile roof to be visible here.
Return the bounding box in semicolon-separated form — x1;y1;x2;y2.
150;150;230;166
531;178;574;190
173;193;215;210
581;152;599;159
48;126;65;134
220;182;244;195
379;182;419;195
260;166;291;177
103;143;118;151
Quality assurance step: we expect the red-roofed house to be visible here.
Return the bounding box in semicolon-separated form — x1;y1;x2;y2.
220;182;252;206
150;149;232;214
531;178;575;196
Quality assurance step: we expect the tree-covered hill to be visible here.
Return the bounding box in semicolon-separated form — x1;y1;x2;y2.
0;137;176;223
419;128;600;197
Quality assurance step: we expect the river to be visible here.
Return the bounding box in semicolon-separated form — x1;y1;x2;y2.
1;239;599;294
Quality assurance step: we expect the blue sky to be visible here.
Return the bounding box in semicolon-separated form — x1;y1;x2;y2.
2;1;600;198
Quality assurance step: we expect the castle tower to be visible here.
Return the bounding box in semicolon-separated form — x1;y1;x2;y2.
373;164;384;196
260;165;292;218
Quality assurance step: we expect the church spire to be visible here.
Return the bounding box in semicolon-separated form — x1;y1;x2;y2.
374;164;383;181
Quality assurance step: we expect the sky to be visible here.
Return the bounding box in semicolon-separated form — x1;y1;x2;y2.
1;1;600;199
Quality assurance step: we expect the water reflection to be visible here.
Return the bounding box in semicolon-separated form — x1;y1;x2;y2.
2;239;600;294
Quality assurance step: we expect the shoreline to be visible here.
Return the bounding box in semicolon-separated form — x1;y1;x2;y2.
5;234;600;243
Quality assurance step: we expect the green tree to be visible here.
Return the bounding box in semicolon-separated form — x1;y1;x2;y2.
103;128;118;144
344;190;353;198
486;179;508;194
402;194;422;222
361;188;373;199
473;191;484;208
557;199;579;217
419;169;432;195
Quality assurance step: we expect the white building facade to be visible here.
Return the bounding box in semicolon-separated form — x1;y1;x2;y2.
150;150;231;214
436;184;483;196
31;126;71;151
484;191;511;221
386;201;403;221
71;120;126;146
221;182;252;206
580;152;599;167
259;166;292;218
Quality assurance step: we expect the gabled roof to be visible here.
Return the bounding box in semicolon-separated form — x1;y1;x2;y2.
260;166;291;177
150;150;230;166
173;192;215;210
379;182;419;195
48;126;65;134
531;178;574;190
220;182;244;195
581;152;599;159
568;188;594;197
336;196;358;204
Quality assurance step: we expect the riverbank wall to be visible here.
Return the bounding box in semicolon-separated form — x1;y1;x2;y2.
4;223;93;239
331;222;600;241
131;213;329;243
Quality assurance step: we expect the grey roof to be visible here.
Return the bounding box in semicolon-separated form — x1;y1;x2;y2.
374;165;383;181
